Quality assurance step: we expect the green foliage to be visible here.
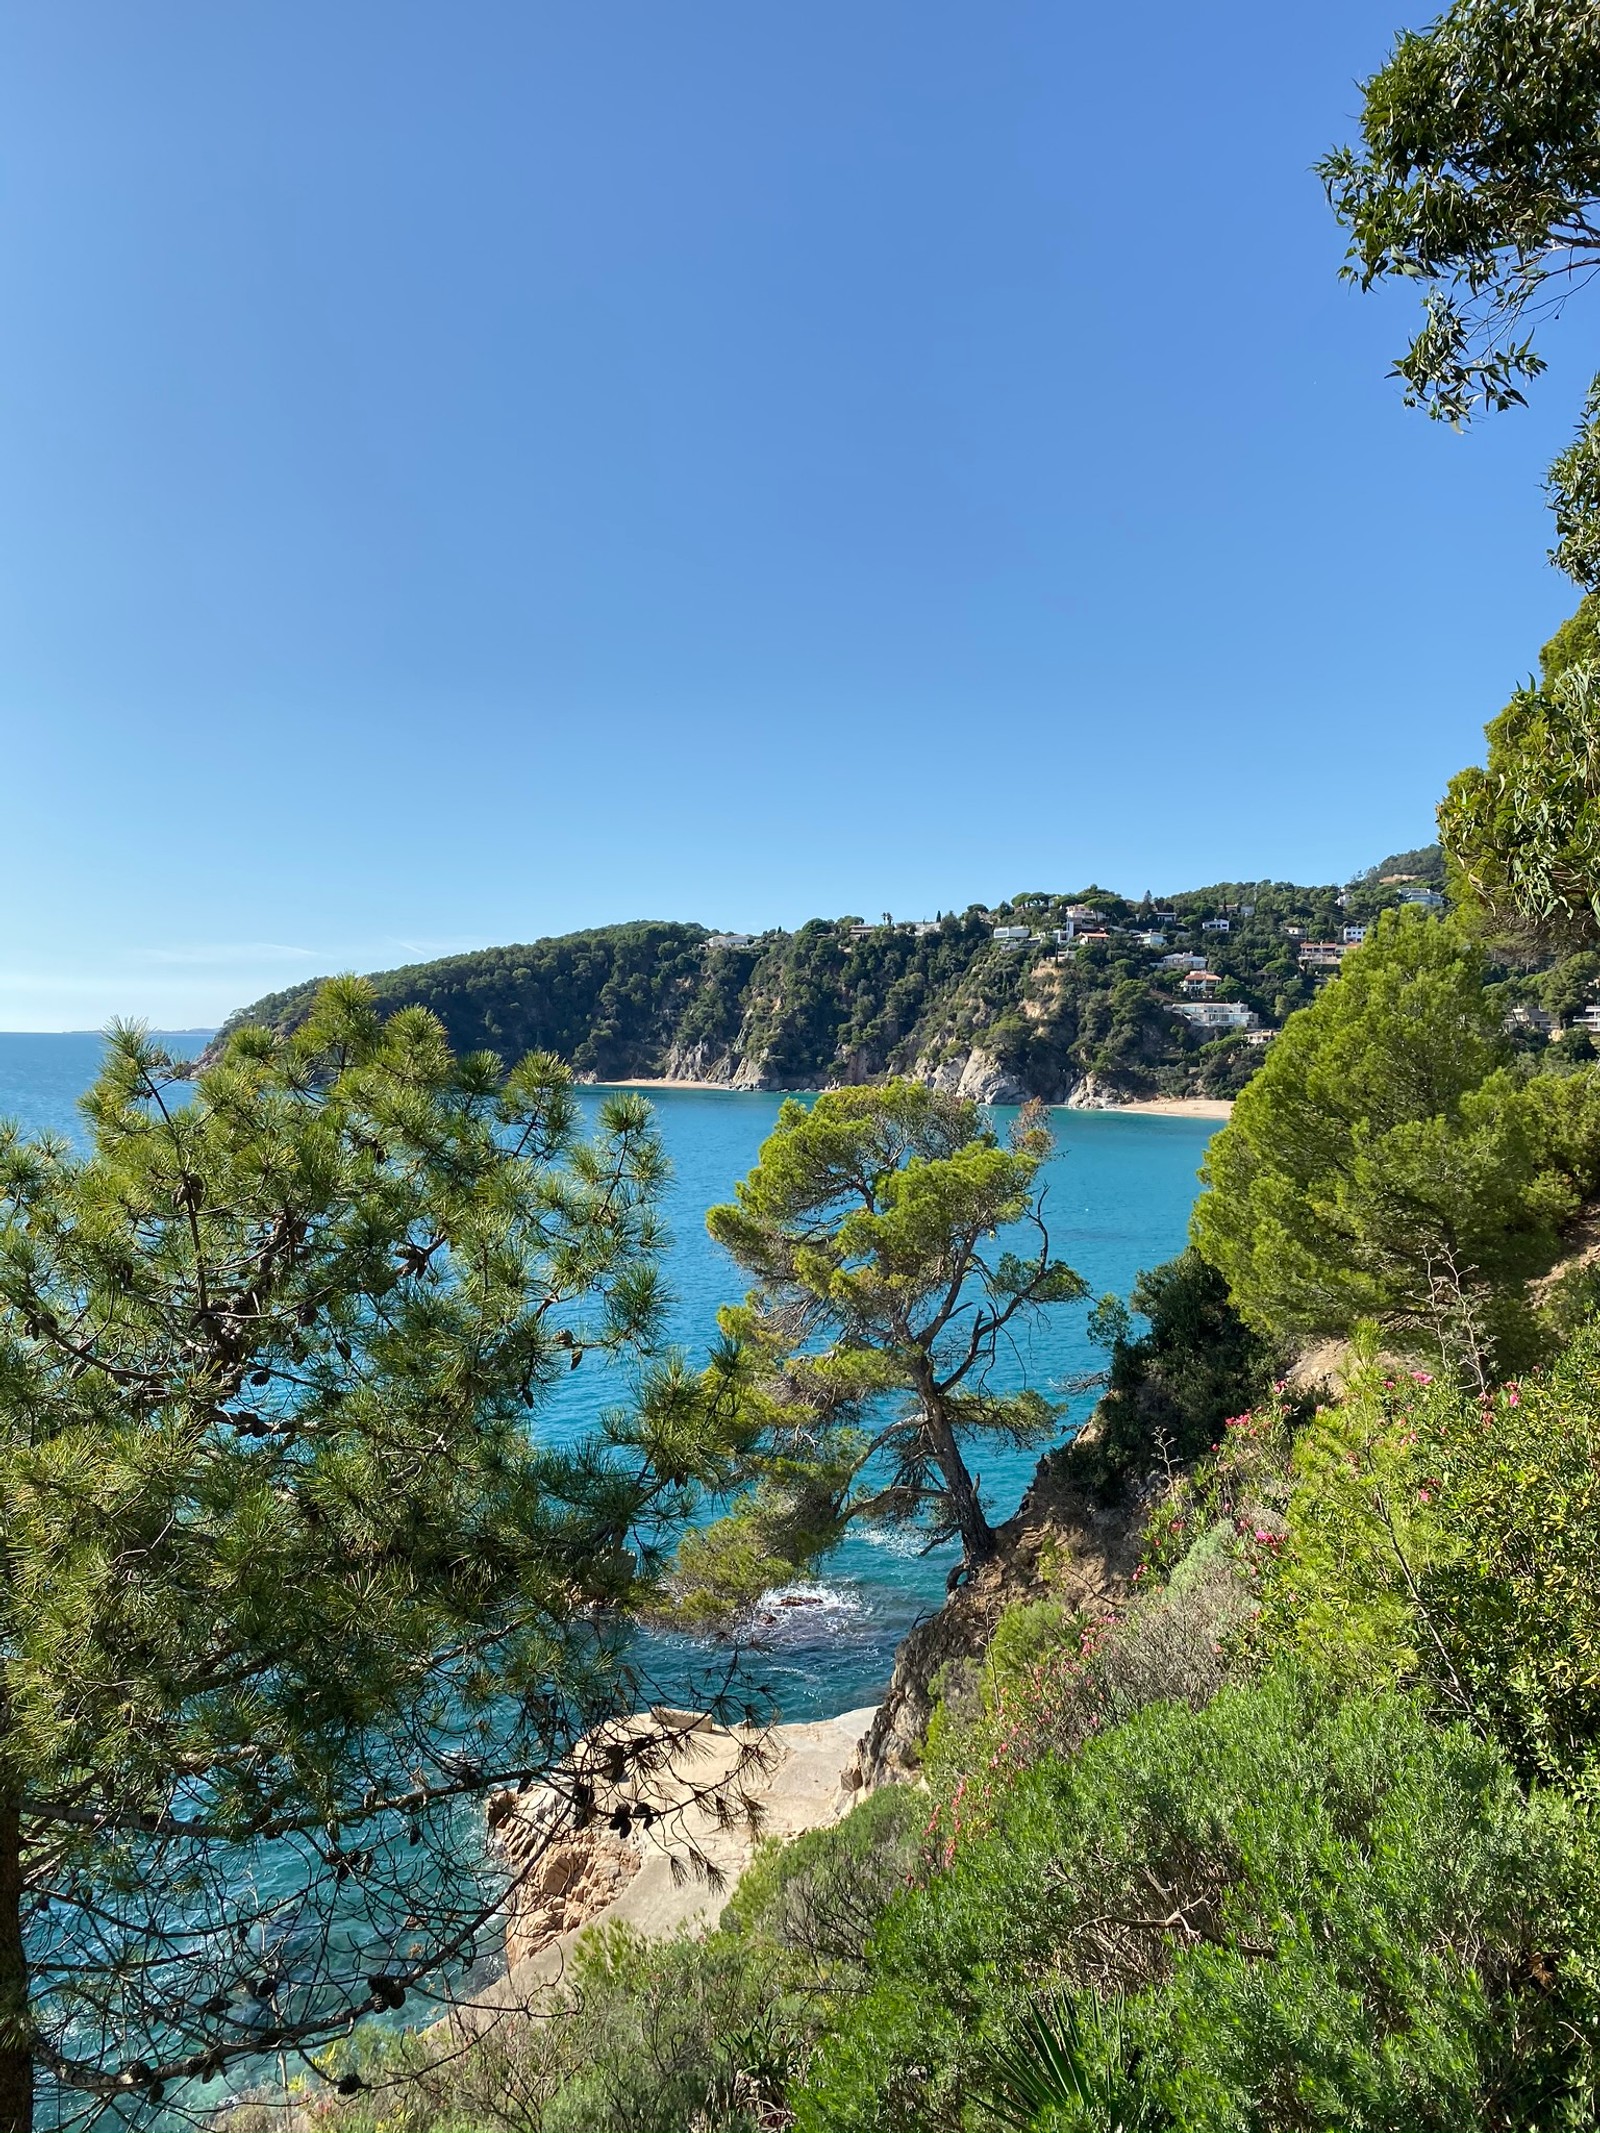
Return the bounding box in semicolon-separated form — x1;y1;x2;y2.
973;1992;1142;2133
1192;909;1600;1373
1071;1248;1283;1496
1272;1326;1600;1793
221;921;725;1079
666;1083;1088;1591
0;984;690;2122
798;1668;1600;2133
1440;599;1600;952
1549;372;1600;585
1317;0;1600;430
284;1786;924;2133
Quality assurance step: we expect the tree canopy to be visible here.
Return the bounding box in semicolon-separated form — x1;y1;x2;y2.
660;1083;1086;1608
1440;591;1600;952
0;983;710;2132
1320;0;1600;429
1191;909;1600;1375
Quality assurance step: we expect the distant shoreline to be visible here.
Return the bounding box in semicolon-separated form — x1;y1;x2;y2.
590;1077;1233;1120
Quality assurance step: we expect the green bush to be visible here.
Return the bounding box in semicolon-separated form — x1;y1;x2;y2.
1072;1248;1284;1496
798;1668;1600;2133
1272;1325;1600;1793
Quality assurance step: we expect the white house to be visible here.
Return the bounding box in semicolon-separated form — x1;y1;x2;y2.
993;925;1030;948
1180;971;1223;994
1397;886;1445;909
1160;951;1208;971
1342;924;1368;945
1201;918;1231;934
1507;1005;1558;1036
1135;930;1167;949
1175;1001;1258;1032
1298;942;1346;969
706;932;756;950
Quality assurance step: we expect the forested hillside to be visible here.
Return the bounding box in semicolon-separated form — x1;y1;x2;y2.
220;850;1459;1104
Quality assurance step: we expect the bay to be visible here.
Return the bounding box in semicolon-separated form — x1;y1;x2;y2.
0;1036;1219;1719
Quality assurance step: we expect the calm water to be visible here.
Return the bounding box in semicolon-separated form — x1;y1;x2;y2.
0;1035;1219;1719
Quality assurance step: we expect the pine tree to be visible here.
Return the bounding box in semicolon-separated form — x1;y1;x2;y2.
0;981;710;2133
661;1083;1086;1612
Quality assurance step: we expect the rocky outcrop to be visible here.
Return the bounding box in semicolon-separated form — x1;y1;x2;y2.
842;1437;1146;1795
918;1046;1032;1105
489;1706;877;1988
1065;1072;1129;1110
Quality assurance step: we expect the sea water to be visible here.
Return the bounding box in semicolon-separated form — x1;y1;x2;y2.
0;1038;1219;1719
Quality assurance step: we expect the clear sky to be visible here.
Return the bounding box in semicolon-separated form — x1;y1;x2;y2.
0;2;1588;1027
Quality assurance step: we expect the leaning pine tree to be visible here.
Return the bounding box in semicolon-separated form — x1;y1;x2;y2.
656;1083;1087;1613
0;981;730;2133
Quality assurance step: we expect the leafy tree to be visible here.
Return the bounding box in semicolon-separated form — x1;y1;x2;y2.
1319;0;1600;435
1540;947;1600;1020
1192;909;1600;1374
1440;594;1600;951
668;1083;1087;1600
1072;1248;1283;1497
0;984;706;2133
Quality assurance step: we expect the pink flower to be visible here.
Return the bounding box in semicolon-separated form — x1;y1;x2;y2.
1411;1371;1433;1384
1418;1489;1432;1504
1507;1387;1521;1407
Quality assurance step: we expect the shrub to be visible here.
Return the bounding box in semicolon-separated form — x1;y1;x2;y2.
1071;1249;1284;1497
798;1668;1600;2133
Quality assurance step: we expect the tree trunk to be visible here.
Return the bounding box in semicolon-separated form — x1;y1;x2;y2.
918;1376;997;1569
0;1790;31;2133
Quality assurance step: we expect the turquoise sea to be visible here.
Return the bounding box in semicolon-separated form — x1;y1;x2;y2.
0;1034;1220;1720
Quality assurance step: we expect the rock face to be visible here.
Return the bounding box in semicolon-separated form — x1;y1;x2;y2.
919;1047;1032;1105
489;1706;878;1989
842;1440;1145;1795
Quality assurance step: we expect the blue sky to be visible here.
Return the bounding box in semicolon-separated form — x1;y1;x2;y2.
0;2;1588;1027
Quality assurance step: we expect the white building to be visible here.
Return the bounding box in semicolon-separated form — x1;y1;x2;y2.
1175;1001;1258;1033
1135;930;1167;948
706;932;756;950
1397;886;1445;909
1160;951;1208;971
993;925;1030;948
1342;924;1368;945
1201;917;1231;934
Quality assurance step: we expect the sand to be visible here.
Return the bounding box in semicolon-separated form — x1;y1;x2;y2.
1098;1096;1233;1119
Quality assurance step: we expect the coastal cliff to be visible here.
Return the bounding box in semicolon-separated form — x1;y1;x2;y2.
218;864;1441;1105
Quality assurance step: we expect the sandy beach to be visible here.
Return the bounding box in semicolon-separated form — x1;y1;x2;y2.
1100;1096;1233;1119
594;1078;1232;1120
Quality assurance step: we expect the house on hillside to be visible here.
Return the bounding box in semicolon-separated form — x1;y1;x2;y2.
1298;942;1346;969
1507;1005;1558;1037
993;925;1030;948
706;933;756;950
1180;971;1223;995
1397;886;1445;910
1342;924;1368;945
1175;1001;1257;1033
1160;952;1208;971
1201;918;1231;934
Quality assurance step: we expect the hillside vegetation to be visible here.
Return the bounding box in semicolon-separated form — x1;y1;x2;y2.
220;852;1453;1104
